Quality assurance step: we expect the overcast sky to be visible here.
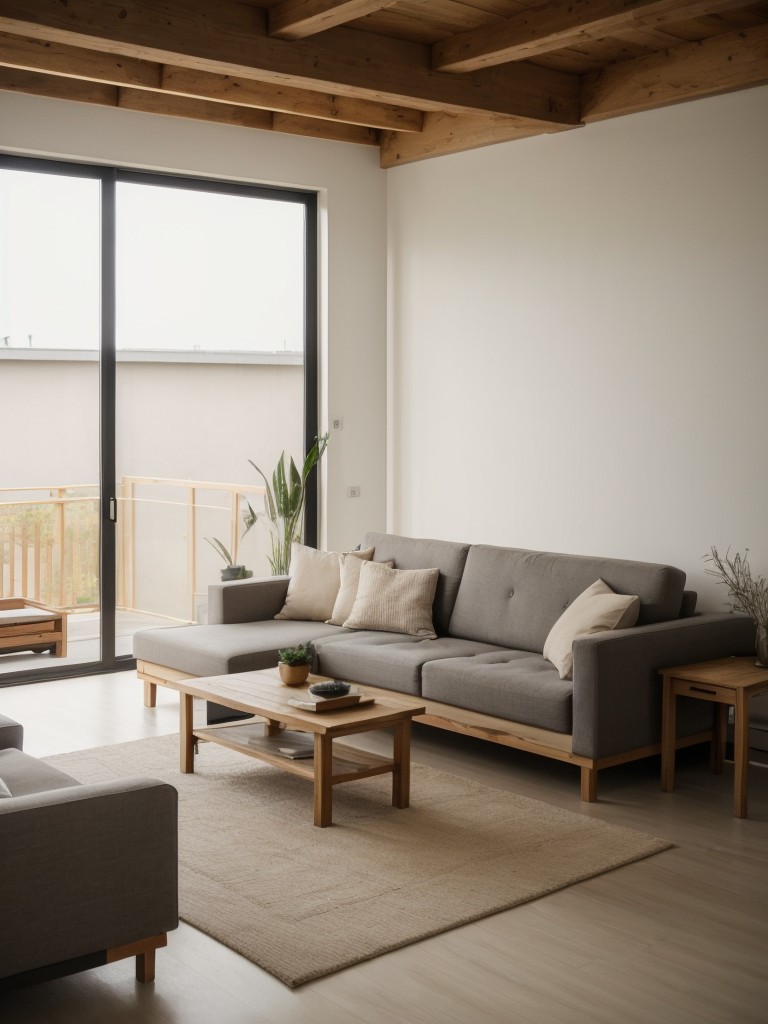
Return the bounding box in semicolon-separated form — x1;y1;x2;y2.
0;169;305;353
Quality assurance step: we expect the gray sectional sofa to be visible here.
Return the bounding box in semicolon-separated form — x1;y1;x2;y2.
134;531;756;800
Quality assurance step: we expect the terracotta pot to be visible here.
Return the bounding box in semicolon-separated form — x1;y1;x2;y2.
279;662;310;686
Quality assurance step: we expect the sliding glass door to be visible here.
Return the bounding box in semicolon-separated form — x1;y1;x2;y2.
0;156;317;684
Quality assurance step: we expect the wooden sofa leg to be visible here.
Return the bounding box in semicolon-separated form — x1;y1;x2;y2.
581;766;597;802
107;934;166;983
143;679;157;708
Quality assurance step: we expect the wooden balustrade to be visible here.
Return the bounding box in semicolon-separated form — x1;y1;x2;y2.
0;478;266;619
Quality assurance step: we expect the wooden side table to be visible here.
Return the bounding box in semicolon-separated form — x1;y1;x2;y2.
660;657;768;818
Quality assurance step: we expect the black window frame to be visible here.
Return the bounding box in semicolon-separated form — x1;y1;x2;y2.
0;153;319;686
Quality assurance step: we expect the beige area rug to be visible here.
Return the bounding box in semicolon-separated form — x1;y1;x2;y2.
48;734;671;988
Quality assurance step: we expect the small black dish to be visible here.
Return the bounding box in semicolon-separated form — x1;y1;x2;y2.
309;680;351;698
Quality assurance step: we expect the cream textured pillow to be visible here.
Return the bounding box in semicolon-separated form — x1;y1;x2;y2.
326;553;393;626
343;561;440;639
275;543;374;622
543;579;640;680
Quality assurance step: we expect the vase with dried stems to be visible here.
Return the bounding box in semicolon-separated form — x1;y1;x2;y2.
704;547;768;667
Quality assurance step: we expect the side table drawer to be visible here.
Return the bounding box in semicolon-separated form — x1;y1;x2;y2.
672;679;734;703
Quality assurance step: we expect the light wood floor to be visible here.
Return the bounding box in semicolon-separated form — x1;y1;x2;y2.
2;672;767;1024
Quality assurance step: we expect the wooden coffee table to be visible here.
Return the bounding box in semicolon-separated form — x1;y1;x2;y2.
161;668;426;827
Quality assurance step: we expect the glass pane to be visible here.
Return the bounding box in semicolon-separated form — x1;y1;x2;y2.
115;182;305;640
0;169;101;674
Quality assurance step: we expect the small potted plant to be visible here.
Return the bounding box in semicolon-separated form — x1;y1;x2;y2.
205;537;253;582
277;643;313;685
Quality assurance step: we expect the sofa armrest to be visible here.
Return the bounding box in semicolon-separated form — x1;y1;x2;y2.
207;575;290;624
571;613;756;760
0;715;23;751
0;777;178;979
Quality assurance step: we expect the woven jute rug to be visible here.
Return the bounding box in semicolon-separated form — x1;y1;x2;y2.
48;734;671;988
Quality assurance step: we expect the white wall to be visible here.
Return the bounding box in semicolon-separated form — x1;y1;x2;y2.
387;86;768;611
0;90;388;553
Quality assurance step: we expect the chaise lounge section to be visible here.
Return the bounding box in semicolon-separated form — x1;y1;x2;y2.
135;532;756;800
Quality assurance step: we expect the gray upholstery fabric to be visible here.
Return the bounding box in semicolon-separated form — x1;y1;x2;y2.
360;532;470;636
449;545;687;653
679;590;698;617
0;715;23;751
133;620;347;677
0;748;81;797
314;631;507;695
207;575;290;625
571;612;756;759
423;652;573;733
0;776;178;979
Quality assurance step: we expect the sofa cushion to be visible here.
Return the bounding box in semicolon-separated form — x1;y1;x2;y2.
0;777;11;798
133;620;347;677
343;562;440;639
275;544;374;622
422;652;573;734
360;532;470;636
543;579;640;680
314;632;509;696
0;748;81;798
449;545;686;653
327;555;394;627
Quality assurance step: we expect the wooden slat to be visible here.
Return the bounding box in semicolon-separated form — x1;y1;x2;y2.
380;109;575;167
0;64;116;104
161;65;422;132
272;111;378;145
0;0;580;125
581;22;768;121
0;31;418;131
433;0;762;72
269;0;396;41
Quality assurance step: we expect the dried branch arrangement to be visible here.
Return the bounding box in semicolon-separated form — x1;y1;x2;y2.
704;547;768;627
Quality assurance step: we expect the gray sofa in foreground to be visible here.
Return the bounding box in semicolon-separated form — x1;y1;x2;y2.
135;532;755;800
0;715;178;988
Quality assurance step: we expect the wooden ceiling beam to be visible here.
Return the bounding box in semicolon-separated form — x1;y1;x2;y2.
0;31;421;132
269;0;396;41
581;22;768;121
380;111;575;168
0;65;378;144
432;0;762;73
0;0;580;125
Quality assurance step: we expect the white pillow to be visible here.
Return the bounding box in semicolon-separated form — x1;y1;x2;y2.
343;561;439;639
326;553;394;626
275;543;374;622
543;579;640;680
0;777;12;798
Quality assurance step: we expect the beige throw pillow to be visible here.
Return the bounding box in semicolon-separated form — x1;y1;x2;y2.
326;553;393;626
343;561;440;639
543;579;640;680
275;543;374;622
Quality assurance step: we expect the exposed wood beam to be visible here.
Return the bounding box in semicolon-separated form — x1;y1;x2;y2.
380;112;575;168
0;66;378;145
269;0;396;41
0;32;421;132
433;0;762;73
581;22;768;121
0;0;580;125
161;66;422;132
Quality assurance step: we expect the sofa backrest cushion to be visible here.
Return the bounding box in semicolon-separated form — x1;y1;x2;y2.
360;532;470;636
448;545;686;653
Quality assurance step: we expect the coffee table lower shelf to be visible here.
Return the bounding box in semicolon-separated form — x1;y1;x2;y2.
192;719;406;827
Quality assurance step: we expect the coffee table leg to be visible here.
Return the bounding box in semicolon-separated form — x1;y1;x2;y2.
711;703;726;774
392;720;411;809
180;693;195;774
313;734;333;827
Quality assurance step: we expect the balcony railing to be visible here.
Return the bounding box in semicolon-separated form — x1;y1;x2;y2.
0;478;267;622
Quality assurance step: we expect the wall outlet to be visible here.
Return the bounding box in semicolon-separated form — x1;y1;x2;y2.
347;486;361;498
332;416;344;430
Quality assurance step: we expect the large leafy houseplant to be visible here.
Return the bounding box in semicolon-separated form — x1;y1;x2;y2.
244;434;329;576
